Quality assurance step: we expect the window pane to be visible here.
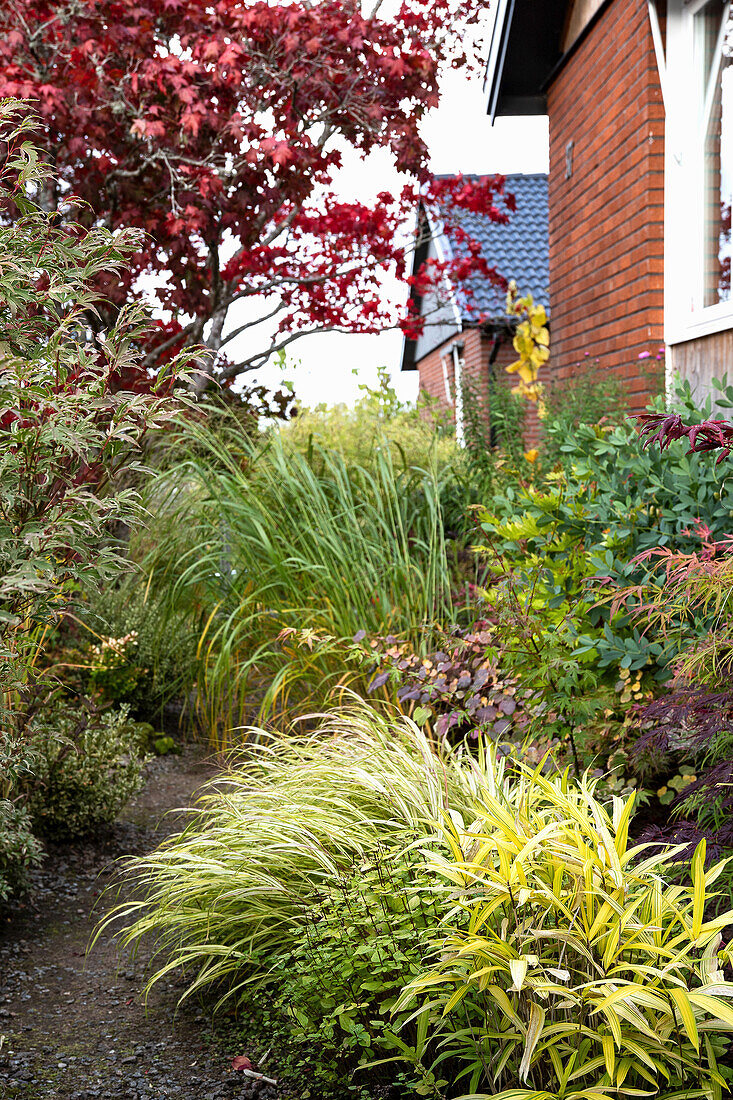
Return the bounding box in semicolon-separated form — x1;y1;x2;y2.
699;3;732;306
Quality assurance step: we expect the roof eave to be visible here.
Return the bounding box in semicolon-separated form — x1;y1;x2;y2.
484;0;572;120
484;0;516;124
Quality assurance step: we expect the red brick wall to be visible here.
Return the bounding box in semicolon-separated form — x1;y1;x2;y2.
546;0;665;410
415;328;542;448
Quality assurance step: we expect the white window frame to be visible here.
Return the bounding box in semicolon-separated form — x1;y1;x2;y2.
665;0;733;345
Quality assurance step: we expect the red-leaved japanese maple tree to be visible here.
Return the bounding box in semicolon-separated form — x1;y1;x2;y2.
0;0;513;389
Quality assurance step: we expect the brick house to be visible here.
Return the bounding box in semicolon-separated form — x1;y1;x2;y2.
485;0;732;407
400;173;549;445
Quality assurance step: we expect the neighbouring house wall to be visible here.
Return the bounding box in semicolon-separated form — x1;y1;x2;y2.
416;328;542;448
668;331;733;401
416;327;489;415
547;0;666;410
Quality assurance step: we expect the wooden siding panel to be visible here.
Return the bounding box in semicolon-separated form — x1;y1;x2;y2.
668;331;733;404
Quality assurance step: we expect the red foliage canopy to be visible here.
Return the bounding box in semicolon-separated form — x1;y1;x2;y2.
0;0;512;385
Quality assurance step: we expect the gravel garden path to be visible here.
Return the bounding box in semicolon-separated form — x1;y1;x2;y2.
0;748;278;1100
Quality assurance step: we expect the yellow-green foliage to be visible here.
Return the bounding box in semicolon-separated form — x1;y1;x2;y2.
278;391;457;473
399;755;733;1100
505;282;549;406
479;487;599;635
100;703;487;1009
27;705;146;839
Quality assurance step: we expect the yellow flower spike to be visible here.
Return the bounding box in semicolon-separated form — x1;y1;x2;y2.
524;449;539;464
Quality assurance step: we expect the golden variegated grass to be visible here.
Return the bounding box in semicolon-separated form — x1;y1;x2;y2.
98;703;486;1009
137;414;454;745
100;706;733;1100
399;761;733;1100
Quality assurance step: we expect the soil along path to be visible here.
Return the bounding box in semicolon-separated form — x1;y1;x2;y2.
0;748;269;1100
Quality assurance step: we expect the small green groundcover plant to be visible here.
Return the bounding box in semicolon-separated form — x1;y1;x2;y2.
263;844;446;1097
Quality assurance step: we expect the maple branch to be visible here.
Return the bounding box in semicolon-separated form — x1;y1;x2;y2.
220;302;285;346
218;308;473;381
2;0;496;387
142;319;204;366
218;325;376;379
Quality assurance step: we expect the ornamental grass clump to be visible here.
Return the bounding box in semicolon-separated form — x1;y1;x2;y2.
139;420;454;741
103;704;485;1009
399;757;733;1100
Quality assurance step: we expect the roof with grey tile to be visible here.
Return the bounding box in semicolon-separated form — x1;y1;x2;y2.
402;173;549;369
445;173;549;318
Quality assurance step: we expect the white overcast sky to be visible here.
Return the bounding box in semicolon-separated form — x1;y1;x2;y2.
246;50;550;408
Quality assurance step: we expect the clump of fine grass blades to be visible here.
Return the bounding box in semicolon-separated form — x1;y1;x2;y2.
100;703;486;1009
138;413;455;742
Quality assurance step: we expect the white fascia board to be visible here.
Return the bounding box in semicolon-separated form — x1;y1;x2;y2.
484;0;515;124
647;0;668;112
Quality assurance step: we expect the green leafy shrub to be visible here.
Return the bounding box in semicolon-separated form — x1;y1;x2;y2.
0;102;188;882
27;704;146;839
0;719;41;899
81;578;200;723
449;366;627;543
471;379;733;761
0;105;186;666
399;754;733;1100
539;366;629;466
269;845;446;1096
0;800;41;902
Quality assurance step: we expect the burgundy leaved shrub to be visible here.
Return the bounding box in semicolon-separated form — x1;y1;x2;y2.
638;411;733;462
632;689;733;860
360;621;541;744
